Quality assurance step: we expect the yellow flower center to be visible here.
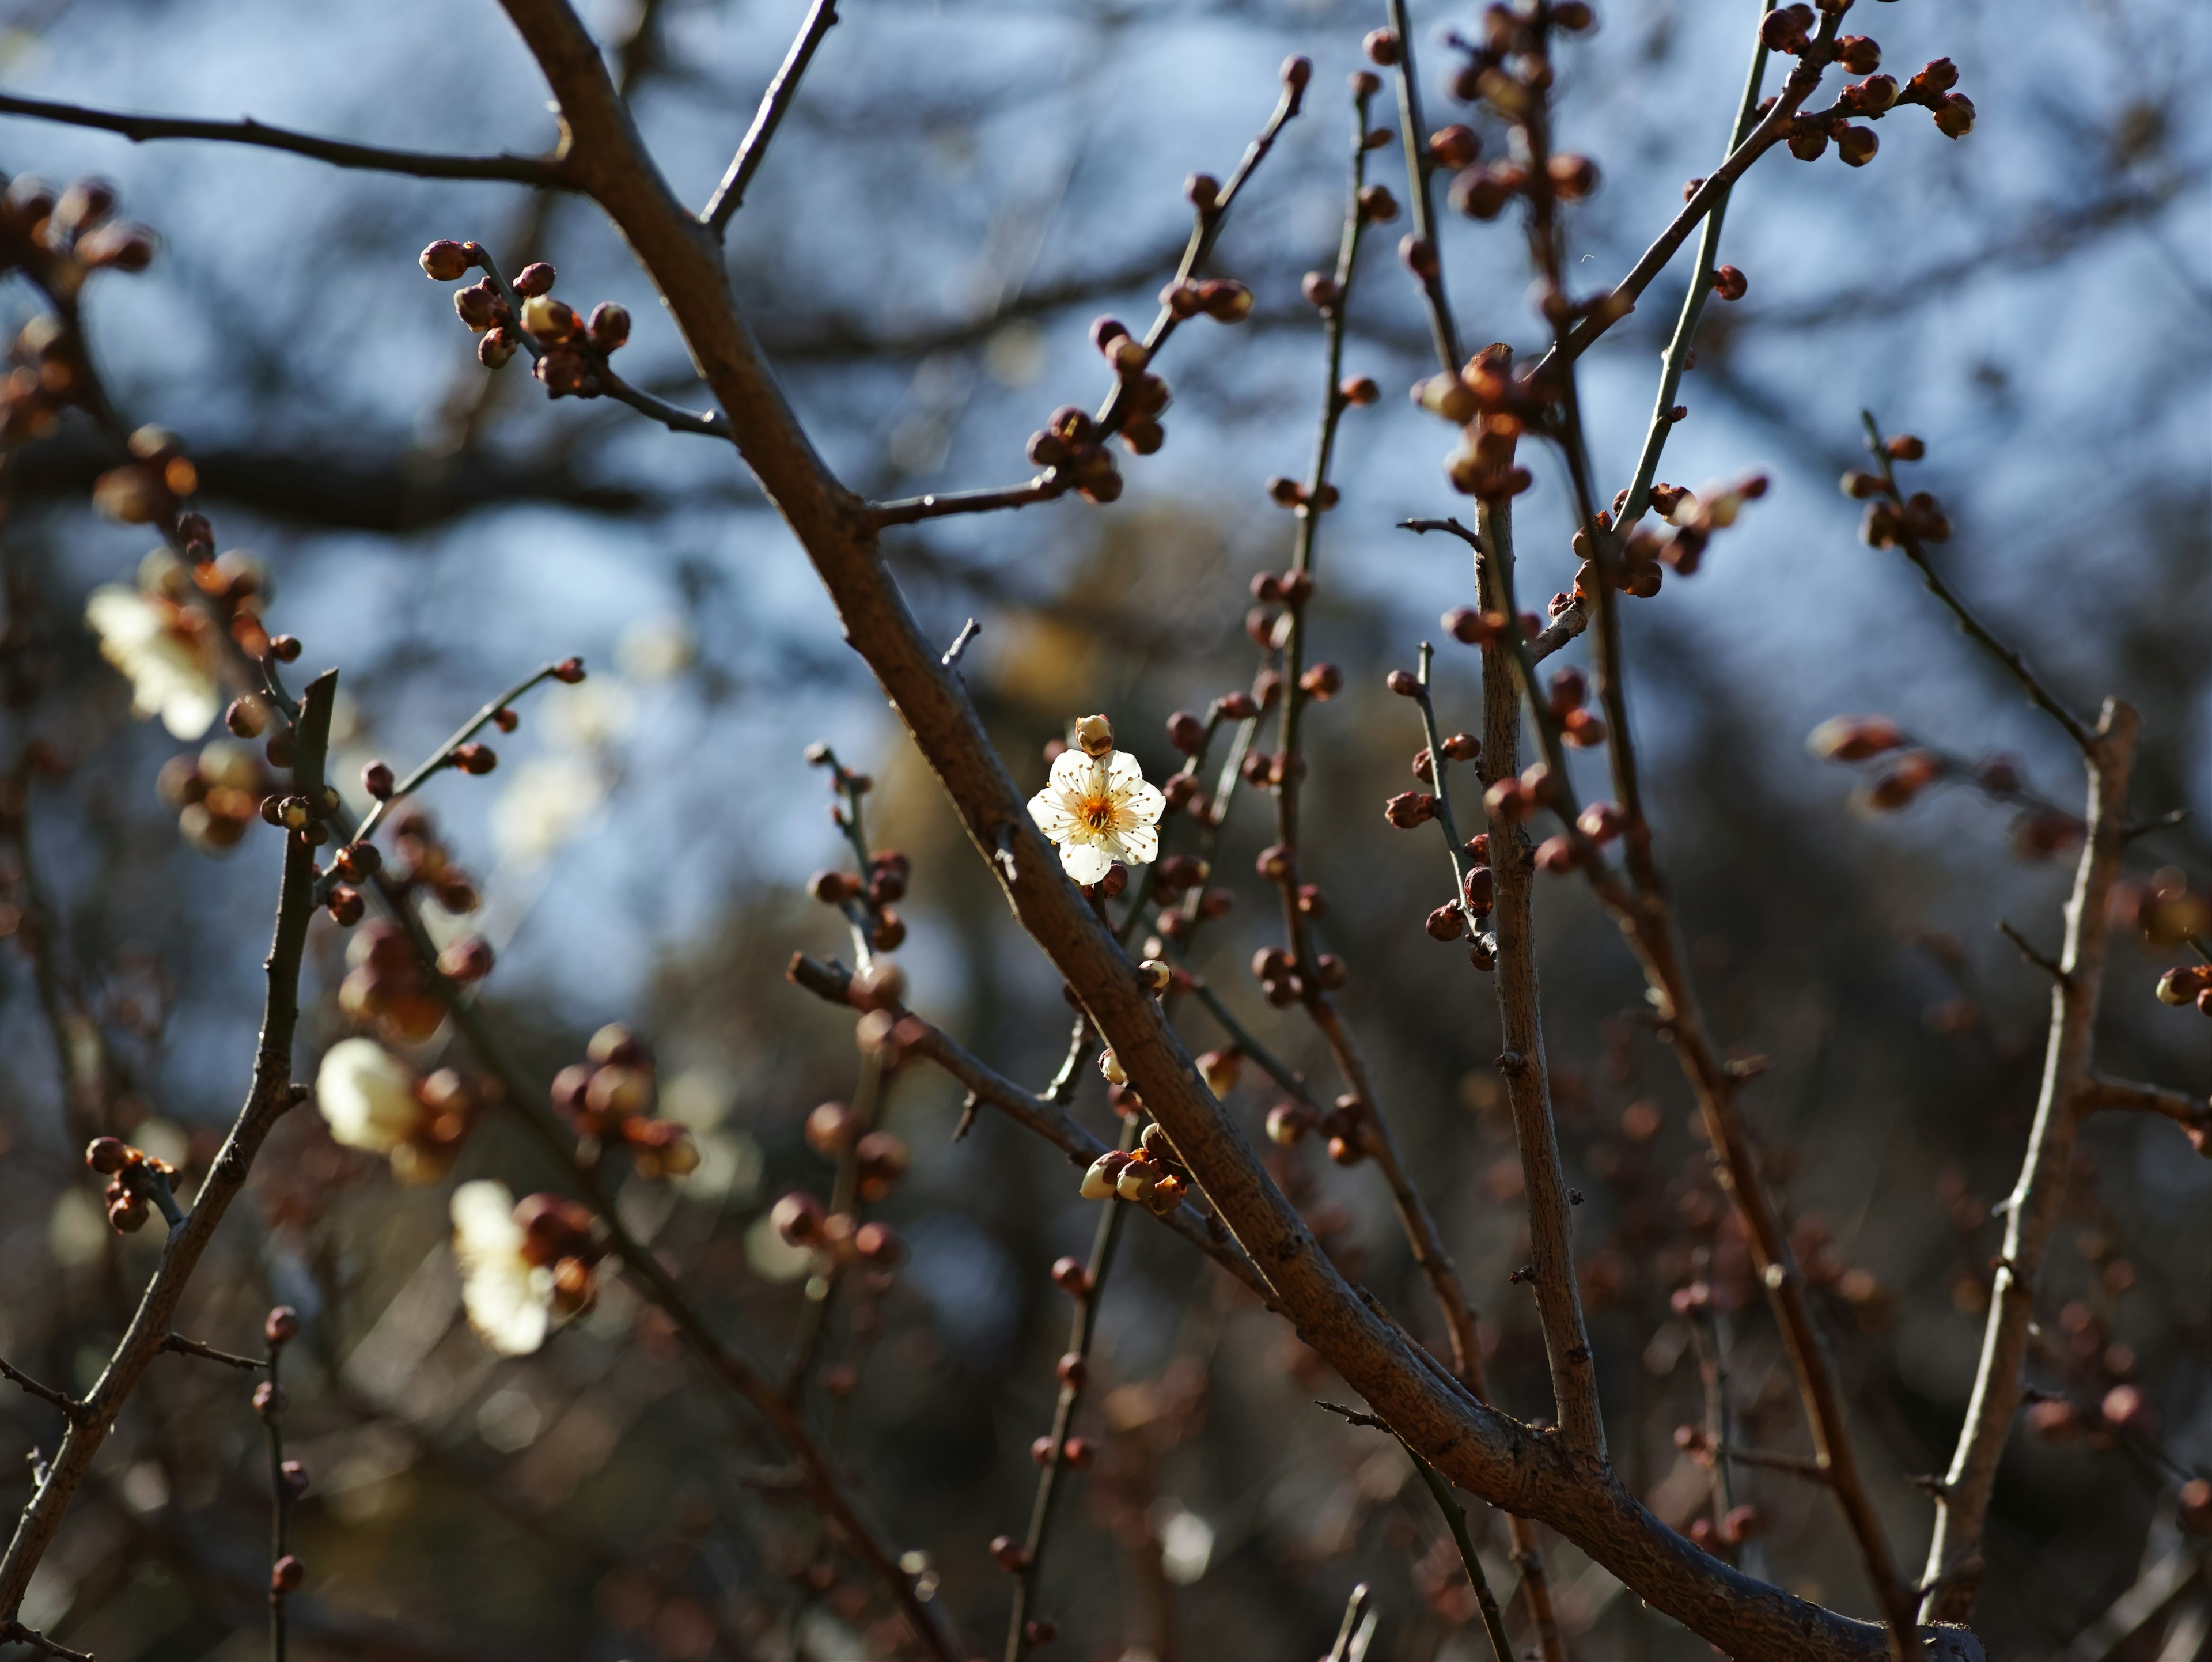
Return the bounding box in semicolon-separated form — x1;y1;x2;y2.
1078;794;1116;832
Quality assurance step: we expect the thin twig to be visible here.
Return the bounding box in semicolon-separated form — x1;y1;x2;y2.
0;672;334;1622
160;1334;264;1371
1861;411;2094;756
2085;1076;2212;1136
1005;1120;1133;1662
1997;921;2070;987
265;1332;292;1662
1615;10;1770;527
1;1621;94;1662
1384;0;1460;375
1410;1453;1516;1662
0;92;569;186
0;1362;78;1423
343;661;574;851
941;618;982;669
701;0;839;236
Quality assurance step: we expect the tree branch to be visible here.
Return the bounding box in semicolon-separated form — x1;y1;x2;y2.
701;0;839;235
0;670;333;1622
0;92;569;187
2085;1076;2212;1141
1918;700;2138;1620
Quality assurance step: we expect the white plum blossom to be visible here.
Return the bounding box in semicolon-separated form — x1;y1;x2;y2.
1027;721;1164;885
315;1039;426;1154
450;1180;554;1356
84;585;222;739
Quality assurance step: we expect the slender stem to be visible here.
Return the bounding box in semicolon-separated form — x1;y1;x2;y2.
702;0;840;235
0;92;569;186
1410;642;1479;935
1616;10;1770;527
0;671;334;1622
1860;412;2094;756
2086;1076;2212;1136
1920;701;2138;1623
1004;1119;1134;1662
266;1339;291;1662
1410;1452;1515;1662
160;1334;264;1371
0;1361;77;1423
783;1048;886;1399
1385;0;1460;374
346;662;571;849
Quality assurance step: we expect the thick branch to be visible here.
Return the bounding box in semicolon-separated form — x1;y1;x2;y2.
0;92;569;187
479;7;1971;1656
1920;702;2141;1621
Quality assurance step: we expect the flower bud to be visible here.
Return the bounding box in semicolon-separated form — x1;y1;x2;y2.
1835;124;1878;168
362;760;395;799
588;302;631;351
513;262;556;298
991;1536;1029;1573
1300;662;1342;701
271;1555;305;1593
1429;125;1480;170
420;240;471;281
1711;265;1748;301
1426;904;1464;941
265;1306;301;1347
86;1135;131;1175
1197;279;1252;321
436;935;495;983
1050;1256;1093;1296
452;743;498;775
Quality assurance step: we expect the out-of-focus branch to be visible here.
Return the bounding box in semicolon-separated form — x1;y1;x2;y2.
701;0;839;235
2086;1076;2212;1139
1384;0;1460;375
784;953;1270;1297
1532;7;1843;375
0;92;570;187
449;6;1972;1654
1003;1125;1131;1662
1920;702;2140;1622
0;671;334;1622
1860;412;2094;756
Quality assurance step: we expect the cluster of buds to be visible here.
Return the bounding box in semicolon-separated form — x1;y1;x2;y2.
1425;829;1500;946
379;809;482;915
1544;666;1607;748
337;919;448;1044
0;173;154;277
315;1036;487;1183
1483;761;1559;826
1437;3;1599;212
0;175;156;451
1080;1123;1196;1214
1808;715;2084;855
1262;1093;1370;1167
551;1024;698;1178
157;739;278;855
770;1189;904;1267
1247;942;1345;1007
804;742;910;951
1844;435;1952;547
805;1100;912;1199
421;243;633;394
85;1134;178;1232
1762;14;1973;164
1418;344;1540;501
518;1192;608;1320
1633;474;1768;576
1244;567;1317;649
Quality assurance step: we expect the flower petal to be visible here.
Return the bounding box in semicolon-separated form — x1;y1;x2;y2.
1105;751;1149;793
1050;748;1105;798
1059;840;1113;885
1115;779;1165;828
1116;821;1160;865
1028;788;1077;841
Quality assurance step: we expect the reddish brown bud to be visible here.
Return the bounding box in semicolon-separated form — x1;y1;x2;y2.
1426;904;1464;941
264;1306;301;1347
1362;28;1400;65
1835;124;1879;168
452;743;498;776
362;760;395;800
1711;265;1748;301
1300;662;1342;701
1385;669;1421;698
1429;125;1481;170
1050;1256;1092;1296
990;1535;1029;1573
554;656;587;683
271;1555;305;1593
419;240;471;282
1836;35;1881;73
513;262;556;298
436;934;495;983
86;1135;131;1175
1546;154;1599;200
325;885;365;927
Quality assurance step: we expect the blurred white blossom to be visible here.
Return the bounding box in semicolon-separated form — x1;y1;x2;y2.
450;1180;552;1356
84;584;222;739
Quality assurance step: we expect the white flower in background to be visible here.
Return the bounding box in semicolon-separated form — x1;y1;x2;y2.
490;754;608;866
84;585;221;739
315;1039;425;1153
614;614;696;682
1027;715;1164;885
450;1180;554;1356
